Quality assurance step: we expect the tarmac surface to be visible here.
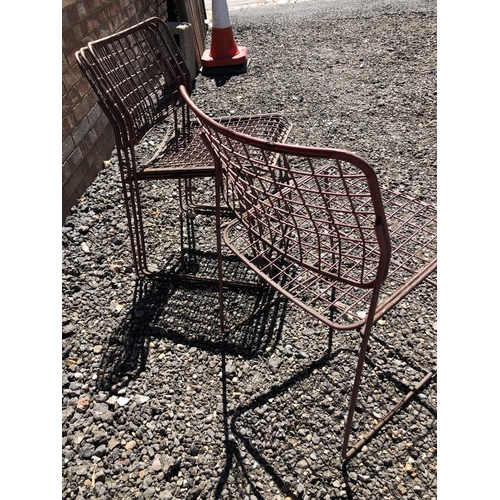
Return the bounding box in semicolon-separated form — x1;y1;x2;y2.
204;0;313;23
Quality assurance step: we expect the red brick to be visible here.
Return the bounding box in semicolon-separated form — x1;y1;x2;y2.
73;94;94;122
65;3;81;25
62;63;82;91
62;27;78;50
62;87;81;112
67;48;78;68
62;23;84;52
108;13;126;34
62;10;71;31
62;0;185;220
96;7;109;25
106;1;120;18
94;111;111;136
85;12;102;32
62;52;70;74
77;2;88;18
76;78;91;98
87;102;103;127
126;4;136;19
72;116;92;145
62;146;84;186
62;0;78;9
62;113;77;139
62;134;75;164
83;0;95;14
82;31;98;45
93;0;108;10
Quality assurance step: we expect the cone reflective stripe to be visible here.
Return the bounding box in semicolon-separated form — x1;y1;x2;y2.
201;0;248;68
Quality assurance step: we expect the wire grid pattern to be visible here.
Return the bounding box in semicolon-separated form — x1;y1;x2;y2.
78;18;292;182
136;114;293;179
207;136;388;283
185;111;436;331
87;17;191;148
225;180;436;329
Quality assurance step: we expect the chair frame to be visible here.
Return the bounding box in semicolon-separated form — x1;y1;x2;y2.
75;17;292;280
179;85;437;460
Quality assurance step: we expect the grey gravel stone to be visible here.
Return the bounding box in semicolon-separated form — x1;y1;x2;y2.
62;1;437;499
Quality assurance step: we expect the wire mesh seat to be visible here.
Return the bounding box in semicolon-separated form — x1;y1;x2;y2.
179;85;437;460
75;17;292;277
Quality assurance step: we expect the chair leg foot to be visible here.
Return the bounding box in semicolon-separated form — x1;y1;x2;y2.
342;368;436;460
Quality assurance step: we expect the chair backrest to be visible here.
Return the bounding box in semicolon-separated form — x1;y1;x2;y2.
179;85;392;289
76;17;192;150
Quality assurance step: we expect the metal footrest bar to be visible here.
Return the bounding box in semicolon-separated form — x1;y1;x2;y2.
343;368;437;460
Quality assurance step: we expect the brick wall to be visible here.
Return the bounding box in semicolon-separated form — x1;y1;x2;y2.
62;0;170;224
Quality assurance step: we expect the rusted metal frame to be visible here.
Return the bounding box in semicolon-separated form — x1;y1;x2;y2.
223;223;359;330
228;156;423;457
175;105;195;216
340;206;392;459
127;30;167;129
335;158;374;284
76;48;147;275
270;159;333;268
150;18;193;94
297;254;436;328
85;24;193;276
313;270;371;321
343;367;436;460
88;48;139;149
109;44;152;277
385;201;435;252
174;105;223;216
230;144;272;271
276;158;321;266
238;202;376;290
180;87;437;457
234;163;318;282
78;26;176;277
176;115;292;214
242;145;288;255
341;231;434;459
385;245;436;284
310;159;341;276
116;31;169;141
318;161;361;279
120;19;189;92
237;158;381;289
223;177;382;326
200;130;232;336
372;258;437;322
385;224;436;272
226;227;369;328
228;217;377;328
266;159;298;256
254;158;301;282
122;146;151;275
379;218;436;278
88;21;186;147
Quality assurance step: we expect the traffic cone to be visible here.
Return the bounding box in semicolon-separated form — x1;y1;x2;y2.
201;0;248;75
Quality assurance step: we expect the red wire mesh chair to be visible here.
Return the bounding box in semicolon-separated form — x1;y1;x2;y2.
75;17;292;277
179;85;437;460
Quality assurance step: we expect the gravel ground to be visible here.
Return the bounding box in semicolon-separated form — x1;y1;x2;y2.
62;1;437;499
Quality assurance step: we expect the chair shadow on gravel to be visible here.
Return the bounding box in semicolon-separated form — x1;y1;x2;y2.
215;326;437;500
95;266;288;394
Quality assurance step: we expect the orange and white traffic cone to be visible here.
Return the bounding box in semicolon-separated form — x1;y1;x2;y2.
201;0;248;75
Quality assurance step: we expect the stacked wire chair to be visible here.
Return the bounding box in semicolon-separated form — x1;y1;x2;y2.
75;17;292;278
179;85;437;459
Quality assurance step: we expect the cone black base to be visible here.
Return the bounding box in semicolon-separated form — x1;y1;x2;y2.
201;59;250;76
